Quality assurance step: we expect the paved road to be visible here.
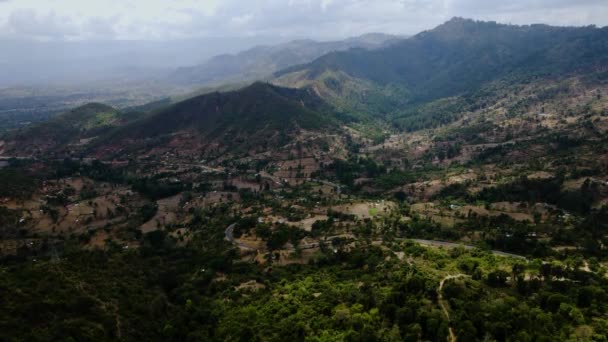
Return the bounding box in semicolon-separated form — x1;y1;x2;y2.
225;224;326;251
225;224;527;260
410;239;527;260
310;179;342;193
224;223;257;250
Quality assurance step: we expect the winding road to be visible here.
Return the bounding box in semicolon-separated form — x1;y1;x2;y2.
224;223;257;250
224;224;322;251
225;224;527;260
225;223;528;341
224;223;527;342
410;239;527;260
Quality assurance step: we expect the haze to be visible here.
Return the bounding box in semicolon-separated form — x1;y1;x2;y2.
1;0;607;86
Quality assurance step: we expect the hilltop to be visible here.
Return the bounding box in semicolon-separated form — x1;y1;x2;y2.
168;33;401;87
0;103;132;156
88;82;343;160
275;18;608;126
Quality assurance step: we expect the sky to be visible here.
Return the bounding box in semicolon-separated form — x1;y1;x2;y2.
0;0;607;41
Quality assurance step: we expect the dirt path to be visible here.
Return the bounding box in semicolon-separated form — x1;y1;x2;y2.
438;274;469;342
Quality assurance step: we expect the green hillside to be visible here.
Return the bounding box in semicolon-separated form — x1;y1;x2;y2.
17;103;116;138
275;18;608;131
168;33;400;87
2;17;608;342
280;18;608;99
1;103;151;156
99;82;338;149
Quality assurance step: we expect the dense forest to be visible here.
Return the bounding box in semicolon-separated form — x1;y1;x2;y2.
1;16;608;342
3;224;608;341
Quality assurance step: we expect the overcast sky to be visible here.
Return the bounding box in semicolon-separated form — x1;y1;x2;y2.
0;0;607;41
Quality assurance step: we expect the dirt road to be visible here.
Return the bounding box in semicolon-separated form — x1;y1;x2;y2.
438;274;469;342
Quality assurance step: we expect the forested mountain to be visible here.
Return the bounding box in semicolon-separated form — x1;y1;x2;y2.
0;33;400;134
2;18;608;342
273;18;608;130
98;82;338;147
279;18;608;96
168;33;401;87
1;103;130;156
1;82;342;159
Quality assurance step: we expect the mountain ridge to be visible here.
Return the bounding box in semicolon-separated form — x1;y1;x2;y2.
83;81;343;159
276;18;608;102
169;33;403;87
272;18;608;133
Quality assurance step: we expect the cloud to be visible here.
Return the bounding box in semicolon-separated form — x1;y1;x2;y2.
5;9;79;40
168;0;608;39
447;0;607;13
443;0;608;27
83;16;118;39
0;0;606;41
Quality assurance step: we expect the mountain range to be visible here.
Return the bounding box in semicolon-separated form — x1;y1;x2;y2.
275;18;608;128
3;18;607;162
2;18;608;341
0;33;402;133
167;33;402;87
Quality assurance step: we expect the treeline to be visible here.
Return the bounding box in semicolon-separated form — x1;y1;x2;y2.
0;169;38;199
435;176;599;215
3;234;608;341
324;157;387;187
49;159;189;201
403;202;608;257
321;157;426;190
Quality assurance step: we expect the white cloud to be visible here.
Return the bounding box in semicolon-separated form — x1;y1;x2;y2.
5;9;79;40
0;0;606;41
230;14;254;27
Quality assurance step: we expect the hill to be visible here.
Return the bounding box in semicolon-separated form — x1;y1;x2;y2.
0;34;401;133
91;82;342;159
168;33;401;87
2;19;608;342
274;18;608;128
0;103;138;156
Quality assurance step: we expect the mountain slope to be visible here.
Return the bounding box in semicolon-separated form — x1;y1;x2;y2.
0;103;133;156
91;82;341;158
169;33;402;87
273;18;608;134
276;18;608;105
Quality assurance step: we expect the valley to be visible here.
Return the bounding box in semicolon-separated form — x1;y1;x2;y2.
1;17;608;342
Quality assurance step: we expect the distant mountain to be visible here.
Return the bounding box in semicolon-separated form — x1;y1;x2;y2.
168;33;403;87
0;37;293;87
0;33;402;133
7;19;608;161
1;83;343;160
274;18;608;129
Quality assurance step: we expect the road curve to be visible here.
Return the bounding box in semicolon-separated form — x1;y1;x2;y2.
225;223;327;251
224;223;257;250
